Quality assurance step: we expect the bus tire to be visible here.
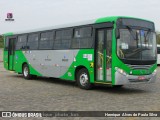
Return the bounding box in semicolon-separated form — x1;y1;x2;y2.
23;64;32;80
76;68;92;90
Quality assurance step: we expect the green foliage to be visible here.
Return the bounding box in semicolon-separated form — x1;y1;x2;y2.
157;34;160;44
0;35;4;48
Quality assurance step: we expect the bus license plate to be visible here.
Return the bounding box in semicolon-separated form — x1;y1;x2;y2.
138;76;145;80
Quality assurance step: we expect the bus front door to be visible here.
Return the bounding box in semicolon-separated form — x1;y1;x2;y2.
95;29;112;82
8;38;16;70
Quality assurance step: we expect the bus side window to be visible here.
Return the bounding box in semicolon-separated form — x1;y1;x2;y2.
16;35;27;50
53;29;72;49
72;27;92;49
39;31;54;50
27;33;39;50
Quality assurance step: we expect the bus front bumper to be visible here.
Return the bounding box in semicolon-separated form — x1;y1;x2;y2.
115;70;157;85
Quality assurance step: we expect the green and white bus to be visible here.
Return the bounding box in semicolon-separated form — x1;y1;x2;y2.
3;16;157;89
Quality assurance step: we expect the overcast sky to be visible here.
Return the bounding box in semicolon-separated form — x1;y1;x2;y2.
0;0;160;34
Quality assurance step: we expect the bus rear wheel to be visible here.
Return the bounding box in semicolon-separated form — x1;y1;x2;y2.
23;64;32;80
76;68;92;90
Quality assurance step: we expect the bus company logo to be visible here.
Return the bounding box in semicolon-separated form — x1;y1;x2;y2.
2;112;11;117
7;13;13;19
5;13;14;21
62;55;68;62
140;70;150;74
140;70;144;74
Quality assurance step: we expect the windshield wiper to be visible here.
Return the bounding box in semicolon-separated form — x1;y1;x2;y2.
125;48;151;58
145;29;151;39
126;26;137;40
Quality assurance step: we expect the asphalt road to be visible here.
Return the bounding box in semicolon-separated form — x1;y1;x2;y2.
0;49;160;120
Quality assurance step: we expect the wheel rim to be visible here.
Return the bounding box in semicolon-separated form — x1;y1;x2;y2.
24;67;29;77
79;73;89;86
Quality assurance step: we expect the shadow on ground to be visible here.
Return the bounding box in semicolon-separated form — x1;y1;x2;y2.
9;74;148;95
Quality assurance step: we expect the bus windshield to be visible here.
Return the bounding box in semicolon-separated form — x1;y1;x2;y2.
117;28;157;61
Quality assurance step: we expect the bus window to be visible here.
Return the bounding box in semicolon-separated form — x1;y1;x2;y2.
54;29;72;49
27;33;39;50
16;35;27;50
106;30;112;67
72;27;92;48
4;37;9;50
39;31;54;49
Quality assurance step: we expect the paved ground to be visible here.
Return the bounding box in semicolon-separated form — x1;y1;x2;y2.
0;49;160;120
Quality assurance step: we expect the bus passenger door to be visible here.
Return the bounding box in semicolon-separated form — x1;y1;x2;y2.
95;29;112;82
8;37;16;70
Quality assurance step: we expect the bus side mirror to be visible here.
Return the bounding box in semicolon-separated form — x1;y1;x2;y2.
116;29;120;39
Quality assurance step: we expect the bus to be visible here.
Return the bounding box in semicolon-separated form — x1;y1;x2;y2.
157;44;160;65
3;16;157;89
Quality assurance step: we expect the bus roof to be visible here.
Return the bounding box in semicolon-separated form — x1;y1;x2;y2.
3;16;153;36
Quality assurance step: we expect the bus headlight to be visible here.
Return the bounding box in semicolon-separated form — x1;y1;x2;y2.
153;69;157;75
115;67;127;76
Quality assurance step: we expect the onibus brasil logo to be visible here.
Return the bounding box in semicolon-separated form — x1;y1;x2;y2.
5;13;14;21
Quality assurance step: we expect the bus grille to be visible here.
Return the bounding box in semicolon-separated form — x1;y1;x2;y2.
127;64;153;70
128;79;150;82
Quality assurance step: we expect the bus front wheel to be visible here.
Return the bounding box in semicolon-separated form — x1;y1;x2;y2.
76;68;92;90
23;64;32;80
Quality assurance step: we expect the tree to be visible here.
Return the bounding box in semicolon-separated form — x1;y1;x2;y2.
157;33;160;44
0;35;4;48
